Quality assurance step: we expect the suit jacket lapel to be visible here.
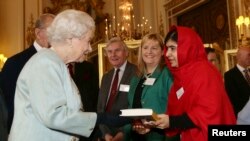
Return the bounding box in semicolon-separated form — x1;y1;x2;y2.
234;67;250;88
120;62;132;85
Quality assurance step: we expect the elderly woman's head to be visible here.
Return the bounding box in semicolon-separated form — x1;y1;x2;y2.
47;9;95;45
47;9;95;63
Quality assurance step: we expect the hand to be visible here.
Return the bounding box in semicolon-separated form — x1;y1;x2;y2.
141;119;157;128
104;133;113;141
154;114;170;129
112;132;124;141
132;119;151;134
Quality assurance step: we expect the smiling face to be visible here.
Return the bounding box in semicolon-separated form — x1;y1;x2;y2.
165;39;178;67
105;41;128;68
142;39;163;68
71;31;93;63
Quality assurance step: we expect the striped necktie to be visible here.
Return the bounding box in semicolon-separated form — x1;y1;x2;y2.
106;68;120;112
243;69;250;85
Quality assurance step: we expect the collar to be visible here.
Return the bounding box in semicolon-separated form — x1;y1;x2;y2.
237;64;247;73
33;41;43;51
114;60;127;72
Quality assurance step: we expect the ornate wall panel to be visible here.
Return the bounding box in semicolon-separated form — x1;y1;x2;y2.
24;0;42;48
41;0;108;65
164;0;208;26
163;0;240;73
177;0;228;50
164;0;244;50
227;0;238;49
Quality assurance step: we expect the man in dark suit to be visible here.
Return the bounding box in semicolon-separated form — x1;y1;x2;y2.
68;60;100;141
0;13;54;132
0;79;8;141
224;46;250;117
74;60;99;112
97;37;137;141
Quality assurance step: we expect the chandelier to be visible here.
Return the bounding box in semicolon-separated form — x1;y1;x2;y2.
104;0;151;41
236;16;250;45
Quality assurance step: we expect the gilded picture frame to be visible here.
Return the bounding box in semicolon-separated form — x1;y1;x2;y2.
224;49;237;71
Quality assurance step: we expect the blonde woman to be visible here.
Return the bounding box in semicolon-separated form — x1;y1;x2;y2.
123;33;179;141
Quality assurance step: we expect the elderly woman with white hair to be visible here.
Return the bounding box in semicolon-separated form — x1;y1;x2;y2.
8;9;130;141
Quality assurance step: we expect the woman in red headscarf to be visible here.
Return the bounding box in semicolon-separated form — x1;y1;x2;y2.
145;26;236;141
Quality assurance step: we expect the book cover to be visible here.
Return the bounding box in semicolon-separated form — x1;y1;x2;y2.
120;108;159;121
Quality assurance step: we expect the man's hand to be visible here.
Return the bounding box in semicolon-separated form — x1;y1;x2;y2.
112;132;124;141
132;119;151;134
104;133;113;141
140;114;170;129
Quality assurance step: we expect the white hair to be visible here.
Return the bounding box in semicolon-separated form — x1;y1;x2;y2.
47;9;95;45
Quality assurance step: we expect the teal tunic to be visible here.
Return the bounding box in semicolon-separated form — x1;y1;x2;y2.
123;66;179;141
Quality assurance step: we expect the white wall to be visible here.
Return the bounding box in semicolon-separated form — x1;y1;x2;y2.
0;0;42;58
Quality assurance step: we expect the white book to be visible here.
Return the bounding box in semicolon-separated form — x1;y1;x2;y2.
120;108;158;121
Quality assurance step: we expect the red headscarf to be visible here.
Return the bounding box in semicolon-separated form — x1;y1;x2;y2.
164;26;236;141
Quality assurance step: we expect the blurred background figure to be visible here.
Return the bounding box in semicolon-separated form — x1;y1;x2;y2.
224;46;250;117
97;37;137;141
0;13;55;133
204;47;220;71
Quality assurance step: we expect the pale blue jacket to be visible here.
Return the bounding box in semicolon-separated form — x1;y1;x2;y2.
237;97;250;124
8;49;96;141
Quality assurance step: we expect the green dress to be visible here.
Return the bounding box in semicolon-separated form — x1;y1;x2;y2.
123;66;180;141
